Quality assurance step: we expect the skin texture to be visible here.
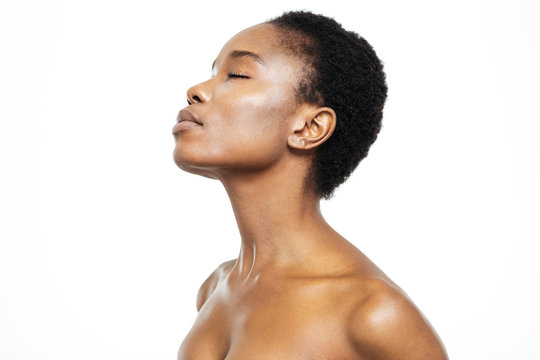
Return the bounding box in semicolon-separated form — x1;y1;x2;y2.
173;23;448;360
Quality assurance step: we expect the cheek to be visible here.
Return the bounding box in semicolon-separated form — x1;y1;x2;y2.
230;82;294;127
232;92;284;133
207;84;294;165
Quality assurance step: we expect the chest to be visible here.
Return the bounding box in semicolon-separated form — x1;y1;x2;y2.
177;283;360;360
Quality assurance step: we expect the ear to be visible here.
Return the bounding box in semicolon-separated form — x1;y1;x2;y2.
287;107;337;150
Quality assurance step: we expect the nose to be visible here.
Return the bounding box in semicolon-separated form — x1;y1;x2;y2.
187;80;212;105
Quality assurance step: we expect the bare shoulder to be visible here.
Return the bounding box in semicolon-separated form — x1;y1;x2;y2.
195;259;236;311
346;277;448;360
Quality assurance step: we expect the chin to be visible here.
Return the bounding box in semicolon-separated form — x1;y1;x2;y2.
173;150;220;180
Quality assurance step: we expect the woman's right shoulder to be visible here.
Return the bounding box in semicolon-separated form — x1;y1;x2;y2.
195;259;236;311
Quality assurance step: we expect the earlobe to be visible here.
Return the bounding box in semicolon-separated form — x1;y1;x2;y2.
287;107;337;150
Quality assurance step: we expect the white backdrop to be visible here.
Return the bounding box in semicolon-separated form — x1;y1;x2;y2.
1;0;539;359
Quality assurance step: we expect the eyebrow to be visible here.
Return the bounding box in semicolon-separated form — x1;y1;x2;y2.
211;50;265;71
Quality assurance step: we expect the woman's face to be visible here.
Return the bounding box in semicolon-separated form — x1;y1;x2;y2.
172;23;305;180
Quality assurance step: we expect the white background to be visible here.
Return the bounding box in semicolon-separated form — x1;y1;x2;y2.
1;0;539;359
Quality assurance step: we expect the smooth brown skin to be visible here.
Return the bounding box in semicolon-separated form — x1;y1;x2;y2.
173;23;448;360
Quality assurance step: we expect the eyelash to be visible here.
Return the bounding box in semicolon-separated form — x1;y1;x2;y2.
227;72;249;79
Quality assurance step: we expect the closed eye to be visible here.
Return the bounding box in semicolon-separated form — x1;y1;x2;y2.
227;72;249;79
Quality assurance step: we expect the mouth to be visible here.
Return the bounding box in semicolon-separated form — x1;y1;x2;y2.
177;108;203;126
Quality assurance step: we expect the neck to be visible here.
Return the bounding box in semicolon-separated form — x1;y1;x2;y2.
219;159;332;282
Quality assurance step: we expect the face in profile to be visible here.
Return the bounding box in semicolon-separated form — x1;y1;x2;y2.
172;23;308;180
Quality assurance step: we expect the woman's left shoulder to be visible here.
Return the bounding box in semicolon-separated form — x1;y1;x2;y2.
344;275;449;360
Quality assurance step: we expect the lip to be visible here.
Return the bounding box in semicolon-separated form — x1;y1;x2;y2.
173;108;203;134
176;108;203;125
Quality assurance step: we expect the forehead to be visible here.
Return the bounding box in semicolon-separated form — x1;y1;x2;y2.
227;23;279;48
212;23;301;73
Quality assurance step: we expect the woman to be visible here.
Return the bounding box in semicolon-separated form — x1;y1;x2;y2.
172;10;448;360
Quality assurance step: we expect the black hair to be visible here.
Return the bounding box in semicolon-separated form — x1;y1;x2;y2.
266;10;388;200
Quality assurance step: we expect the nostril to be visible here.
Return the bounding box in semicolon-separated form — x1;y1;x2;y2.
192;95;202;103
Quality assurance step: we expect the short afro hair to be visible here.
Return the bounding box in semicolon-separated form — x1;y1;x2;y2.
266;11;388;200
